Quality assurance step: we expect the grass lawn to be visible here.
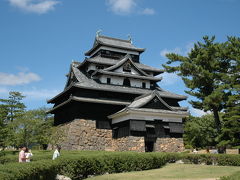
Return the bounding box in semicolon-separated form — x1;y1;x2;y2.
87;163;240;180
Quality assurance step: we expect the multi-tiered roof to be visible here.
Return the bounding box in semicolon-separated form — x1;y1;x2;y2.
48;34;188;127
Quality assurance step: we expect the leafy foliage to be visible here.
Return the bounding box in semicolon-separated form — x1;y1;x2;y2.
0;91;54;148
183;114;221;148
13;108;54;148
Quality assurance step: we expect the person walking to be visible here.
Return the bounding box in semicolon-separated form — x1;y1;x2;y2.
52;145;61;160
25;148;33;162
19;146;27;163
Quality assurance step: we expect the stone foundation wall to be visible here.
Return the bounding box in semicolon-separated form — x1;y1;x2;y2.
58;119;145;152
155;138;184;152
56;119;183;152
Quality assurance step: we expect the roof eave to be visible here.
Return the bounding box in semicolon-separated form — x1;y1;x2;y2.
94;70;162;81
85;43;145;57
47;84;73;104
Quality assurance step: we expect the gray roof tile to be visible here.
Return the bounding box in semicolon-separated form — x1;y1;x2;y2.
85;36;145;55
72;65;187;99
86;56;164;74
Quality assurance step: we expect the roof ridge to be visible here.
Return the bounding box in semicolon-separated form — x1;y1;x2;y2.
98;35;131;43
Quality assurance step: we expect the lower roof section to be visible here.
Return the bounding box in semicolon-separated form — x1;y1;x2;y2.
108;107;189;124
48;96;130;113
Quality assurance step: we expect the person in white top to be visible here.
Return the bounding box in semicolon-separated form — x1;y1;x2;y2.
19;146;27;162
25;148;33;162
52;145;61;160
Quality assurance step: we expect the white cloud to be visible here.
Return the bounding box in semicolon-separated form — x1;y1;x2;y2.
141;8;155;15
190;107;211;117
0;71;41;86
160;42;194;58
160;72;182;86
8;0;60;14
106;0;136;15
106;0;155;15
0;87;60;100
23;89;60;100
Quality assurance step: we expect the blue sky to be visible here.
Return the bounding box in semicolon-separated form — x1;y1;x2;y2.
0;0;239;116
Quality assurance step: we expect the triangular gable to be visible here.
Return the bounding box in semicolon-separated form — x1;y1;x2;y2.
64;63;80;89
103;54;149;76
128;90;173;111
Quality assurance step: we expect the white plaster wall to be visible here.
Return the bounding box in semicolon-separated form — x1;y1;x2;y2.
114;65;141;76
111;76;123;85
99;75;123;85
115;66;123;73
131;68;140;75
99;75;107;83
113;66;150;88
111;113;183;124
98;72;150;89
131;79;150;88
87;64;96;71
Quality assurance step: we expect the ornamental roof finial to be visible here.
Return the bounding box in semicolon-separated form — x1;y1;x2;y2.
128;34;132;44
96;29;102;39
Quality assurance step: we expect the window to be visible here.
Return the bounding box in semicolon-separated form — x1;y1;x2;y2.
123;78;131;87
107;78;111;84
142;82;146;88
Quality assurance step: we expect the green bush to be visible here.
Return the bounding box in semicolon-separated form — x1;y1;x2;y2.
220;171;240;180
180;154;240;166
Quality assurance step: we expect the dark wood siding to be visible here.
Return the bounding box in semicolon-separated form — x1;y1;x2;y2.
130;120;146;131
169;123;184;133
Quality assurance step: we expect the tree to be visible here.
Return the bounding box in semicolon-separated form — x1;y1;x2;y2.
14;108;54;148
0;91;26;147
0;91;26;122
219;37;240;147
163;36;230;132
0;104;9;149
48;126;67;150
184;114;221;148
33;108;54;149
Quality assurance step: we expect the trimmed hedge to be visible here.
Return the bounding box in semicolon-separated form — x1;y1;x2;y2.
0;152;169;180
0;152;239;180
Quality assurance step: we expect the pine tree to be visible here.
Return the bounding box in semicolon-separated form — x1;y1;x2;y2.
0;104;8;148
0;91;26;147
163;36;230;132
219;37;240;147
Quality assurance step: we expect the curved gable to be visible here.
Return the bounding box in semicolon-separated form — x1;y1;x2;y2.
104;54;149;76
